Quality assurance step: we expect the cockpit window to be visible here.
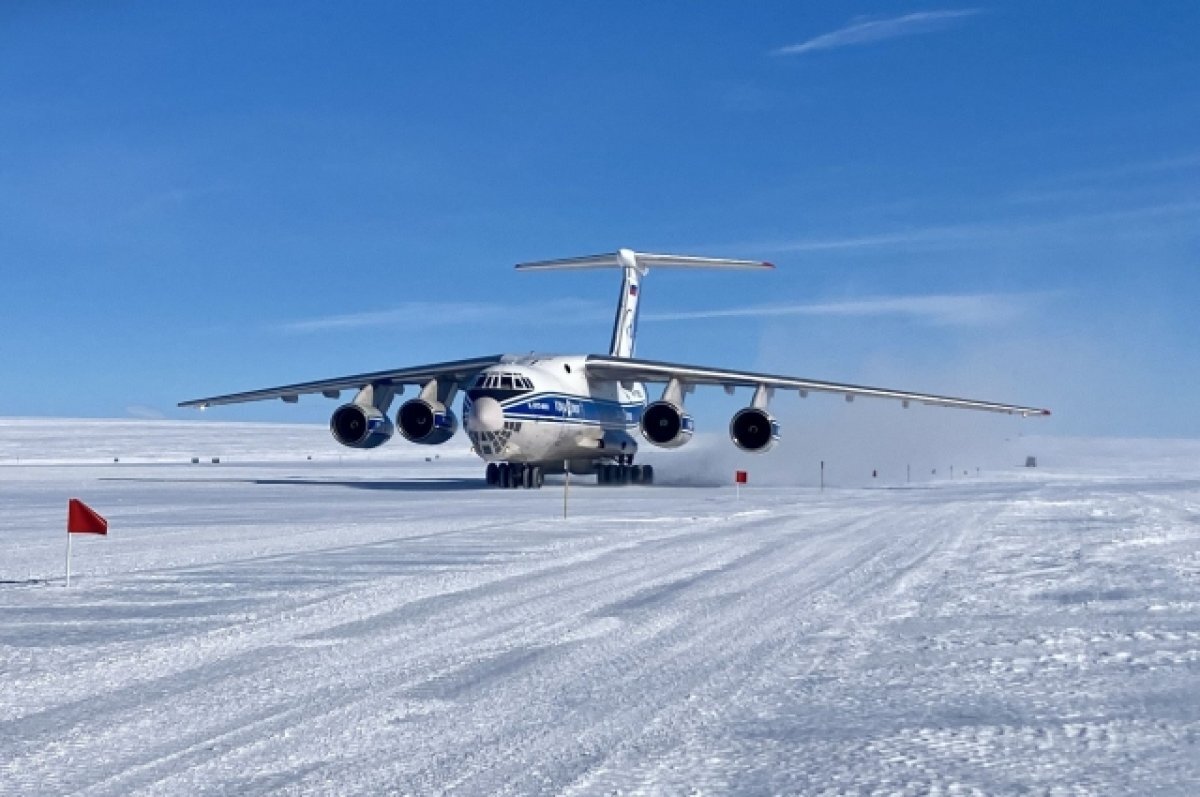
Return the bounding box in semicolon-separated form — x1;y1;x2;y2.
467;371;534;403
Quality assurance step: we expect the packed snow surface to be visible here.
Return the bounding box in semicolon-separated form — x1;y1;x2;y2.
2;420;1199;795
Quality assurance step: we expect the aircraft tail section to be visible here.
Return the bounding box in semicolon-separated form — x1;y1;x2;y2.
516;248;772;358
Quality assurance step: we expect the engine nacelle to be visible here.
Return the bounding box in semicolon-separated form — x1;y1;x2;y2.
397;398;459;445
729;407;779;453
330;403;395;449
639;401;694;449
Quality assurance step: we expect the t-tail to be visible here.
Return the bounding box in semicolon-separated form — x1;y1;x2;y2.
515;248;773;358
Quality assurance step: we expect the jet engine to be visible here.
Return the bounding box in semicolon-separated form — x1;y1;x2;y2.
397;398;459;445
729;407;779;453
330;403;395;449
639;401;694;449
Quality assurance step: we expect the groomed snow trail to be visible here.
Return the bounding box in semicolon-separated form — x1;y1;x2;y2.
2;442;1199;794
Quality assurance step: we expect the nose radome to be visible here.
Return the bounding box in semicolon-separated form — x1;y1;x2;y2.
467;396;504;432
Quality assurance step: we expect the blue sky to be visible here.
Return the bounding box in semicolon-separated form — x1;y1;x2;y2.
1;2;1197;436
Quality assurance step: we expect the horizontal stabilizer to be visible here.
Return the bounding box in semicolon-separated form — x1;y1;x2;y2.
516;248;773;272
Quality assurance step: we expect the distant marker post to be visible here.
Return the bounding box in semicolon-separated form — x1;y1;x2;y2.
563;459;570;519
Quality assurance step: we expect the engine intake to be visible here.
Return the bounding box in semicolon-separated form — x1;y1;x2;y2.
397;398;459;445
730;407;779;453
330;403;395;449
639;401;694;449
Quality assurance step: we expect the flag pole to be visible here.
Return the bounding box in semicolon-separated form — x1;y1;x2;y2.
64;498;108;586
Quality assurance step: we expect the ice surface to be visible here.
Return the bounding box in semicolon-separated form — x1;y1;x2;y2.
2;420;1199;795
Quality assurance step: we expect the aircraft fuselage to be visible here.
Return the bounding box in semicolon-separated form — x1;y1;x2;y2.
462;355;646;468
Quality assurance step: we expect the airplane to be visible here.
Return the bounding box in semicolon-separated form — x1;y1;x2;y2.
180;249;1050;489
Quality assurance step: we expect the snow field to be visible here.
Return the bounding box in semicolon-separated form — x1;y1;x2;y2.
2;421;1199;794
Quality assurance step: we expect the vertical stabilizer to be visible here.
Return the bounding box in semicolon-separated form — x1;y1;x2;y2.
515;249;773;359
609;249;643;358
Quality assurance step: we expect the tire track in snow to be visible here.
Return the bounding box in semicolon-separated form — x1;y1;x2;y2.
550;501;982;796
67;507;859;795
9;473;1198;795
4;507;789;794
324;504;929;793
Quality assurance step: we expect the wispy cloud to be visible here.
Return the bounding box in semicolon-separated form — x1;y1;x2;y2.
125;404;166;420
280;302;501;333
644;292;1041;327
279;292;1035;334
1052;151;1200;184
772;9;982;56
278;298;608;334
1004;152;1200;206
747;200;1200;254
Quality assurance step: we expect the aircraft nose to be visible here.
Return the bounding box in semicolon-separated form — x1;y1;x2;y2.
467;396;505;433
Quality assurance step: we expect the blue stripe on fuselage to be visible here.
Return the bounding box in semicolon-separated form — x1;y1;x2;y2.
498;392;643;429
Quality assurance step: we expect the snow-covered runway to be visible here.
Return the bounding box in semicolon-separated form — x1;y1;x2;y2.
2;422;1199;795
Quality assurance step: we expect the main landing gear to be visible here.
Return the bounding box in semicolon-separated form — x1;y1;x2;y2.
485;462;546;489
484;458;654;488
597;456;654;486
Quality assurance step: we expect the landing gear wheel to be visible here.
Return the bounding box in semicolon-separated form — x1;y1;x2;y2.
498;463;511;489
522;465;535;489
617;465;630;485
630;465;643;484
509;463;525;489
641;464;654;485
533;466;544;489
486;462;500;486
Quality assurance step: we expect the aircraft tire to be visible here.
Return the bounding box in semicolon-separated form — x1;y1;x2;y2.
522;465;535;489
641;464;654;485
510;463;525;489
498;463;511;489
534;466;544;489
486;462;499;486
630;465;643;484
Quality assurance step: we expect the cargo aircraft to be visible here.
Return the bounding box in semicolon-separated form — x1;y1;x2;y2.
181;250;1050;488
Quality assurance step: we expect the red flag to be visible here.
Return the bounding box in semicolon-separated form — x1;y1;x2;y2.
67;499;108;535
735;470;748;484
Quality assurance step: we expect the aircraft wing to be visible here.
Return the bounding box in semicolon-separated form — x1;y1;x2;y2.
179;355;506;408
585;355;1051;417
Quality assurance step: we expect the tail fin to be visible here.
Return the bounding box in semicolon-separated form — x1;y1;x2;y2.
516;248;772;358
